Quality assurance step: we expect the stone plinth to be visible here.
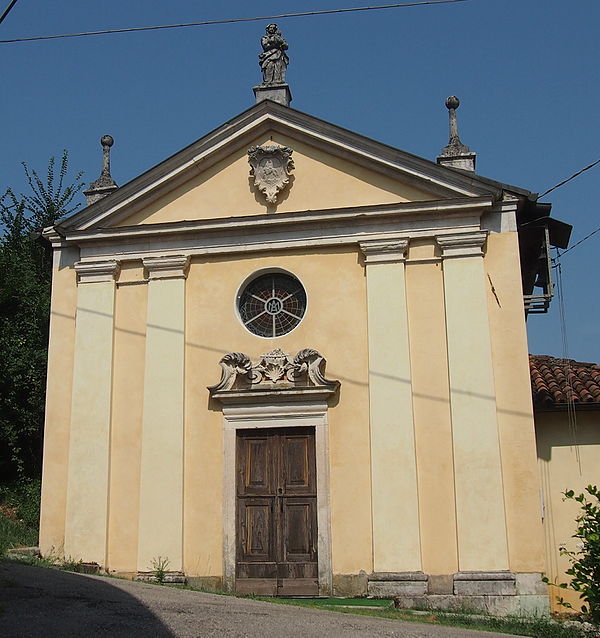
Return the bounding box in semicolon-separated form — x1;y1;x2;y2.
437;152;477;171
253;83;292;106
366;571;549;617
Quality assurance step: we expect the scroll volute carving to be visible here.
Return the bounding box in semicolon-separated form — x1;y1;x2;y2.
208;348;339;395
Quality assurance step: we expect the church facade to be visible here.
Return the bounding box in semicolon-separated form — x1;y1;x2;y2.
39;31;560;614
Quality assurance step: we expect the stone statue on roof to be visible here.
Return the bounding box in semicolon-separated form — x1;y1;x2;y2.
259;24;289;85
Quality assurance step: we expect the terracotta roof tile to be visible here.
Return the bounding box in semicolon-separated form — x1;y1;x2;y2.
530;355;600;408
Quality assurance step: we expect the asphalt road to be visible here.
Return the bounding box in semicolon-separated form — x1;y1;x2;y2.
0;560;526;638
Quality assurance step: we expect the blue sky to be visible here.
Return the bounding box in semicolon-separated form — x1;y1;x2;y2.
1;0;598;362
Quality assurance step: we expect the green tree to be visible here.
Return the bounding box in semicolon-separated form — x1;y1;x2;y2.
0;151;84;481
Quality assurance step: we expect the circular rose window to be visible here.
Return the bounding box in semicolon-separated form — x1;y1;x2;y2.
238;272;306;338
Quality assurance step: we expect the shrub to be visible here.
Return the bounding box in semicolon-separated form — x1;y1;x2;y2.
553;486;600;623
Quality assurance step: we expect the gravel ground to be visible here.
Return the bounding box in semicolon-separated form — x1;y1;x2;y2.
0;560;526;638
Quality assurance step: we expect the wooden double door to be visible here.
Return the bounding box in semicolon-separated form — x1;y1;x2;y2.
235;427;318;596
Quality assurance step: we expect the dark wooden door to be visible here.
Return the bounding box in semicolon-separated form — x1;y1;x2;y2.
235;427;318;596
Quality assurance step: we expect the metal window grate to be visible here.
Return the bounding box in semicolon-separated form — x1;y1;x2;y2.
239;273;306;338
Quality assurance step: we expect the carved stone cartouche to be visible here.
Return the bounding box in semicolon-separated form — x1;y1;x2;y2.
208;348;338;395
248;144;294;204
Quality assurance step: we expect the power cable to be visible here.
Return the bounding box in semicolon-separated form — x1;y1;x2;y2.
558;225;600;257
0;0;469;44
542;158;600;261
0;0;19;25
553;224;600;265
539;157;600;198
555;262;581;469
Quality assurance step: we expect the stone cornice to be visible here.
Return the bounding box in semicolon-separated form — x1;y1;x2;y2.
60;197;491;245
142;255;190;280
74;260;120;284
436;231;488;259
359;239;409;264
42;227;67;246
49;198;493;265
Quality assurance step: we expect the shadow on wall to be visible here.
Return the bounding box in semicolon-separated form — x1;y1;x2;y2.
0;560;176;638
535;411;600;462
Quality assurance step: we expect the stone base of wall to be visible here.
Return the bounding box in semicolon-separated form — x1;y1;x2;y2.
365;571;549;617
332;572;369;597
186;576;223;593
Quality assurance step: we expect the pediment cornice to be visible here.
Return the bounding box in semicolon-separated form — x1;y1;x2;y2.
55;101;526;234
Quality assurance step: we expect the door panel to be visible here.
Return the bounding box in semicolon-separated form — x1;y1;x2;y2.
282;432;315;494
235;428;318;596
237;499;275;562
237;435;274;497
282;499;317;561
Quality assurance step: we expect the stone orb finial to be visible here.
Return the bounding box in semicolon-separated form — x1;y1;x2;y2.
101;134;114;148
445;96;460;110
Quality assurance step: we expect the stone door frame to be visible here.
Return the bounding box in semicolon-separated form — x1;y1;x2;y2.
222;400;333;595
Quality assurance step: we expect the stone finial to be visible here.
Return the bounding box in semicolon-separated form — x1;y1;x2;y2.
437;96;476;172
253;24;292;106
83;134;118;206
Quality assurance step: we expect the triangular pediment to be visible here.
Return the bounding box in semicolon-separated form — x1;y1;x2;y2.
58;101;529;233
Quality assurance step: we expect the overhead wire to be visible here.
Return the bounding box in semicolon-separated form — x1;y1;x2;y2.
546;159;596;450
555;261;581;470
539;157;600;198
556;225;600;259
0;0;18;26
541;157;600;261
0;0;469;44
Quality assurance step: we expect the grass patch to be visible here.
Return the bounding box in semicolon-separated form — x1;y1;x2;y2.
250;597;597;638
290;597;392;607
0;514;37;556
0;479;40;557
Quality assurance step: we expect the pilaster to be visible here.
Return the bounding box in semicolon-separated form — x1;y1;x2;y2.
137;255;189;576
64;259;119;565
437;232;509;571
359;239;422;572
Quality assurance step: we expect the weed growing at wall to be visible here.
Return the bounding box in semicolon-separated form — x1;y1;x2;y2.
151;556;170;584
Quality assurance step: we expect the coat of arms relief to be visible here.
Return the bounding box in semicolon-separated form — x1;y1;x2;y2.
248;144;294;204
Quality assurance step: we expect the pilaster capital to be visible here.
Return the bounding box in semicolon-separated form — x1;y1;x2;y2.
74;259;120;284
143;255;190;280
436;231;487;259
359;239;409;264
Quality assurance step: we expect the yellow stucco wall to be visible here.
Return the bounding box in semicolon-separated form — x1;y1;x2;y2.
182;248;372;576
39;131;548;588
116;131;434;226
486;232;546;573
40;232;549;579
106;266;147;572
39;247;78;557
536;409;600;612
406;240;459;575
